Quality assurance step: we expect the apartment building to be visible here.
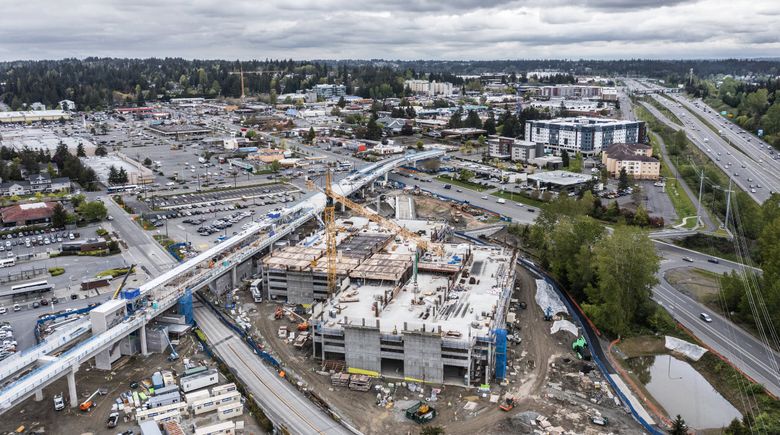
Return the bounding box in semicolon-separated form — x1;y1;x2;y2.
313;84;347;99
601;143;660;180
487;136;543;162
404;79;453;96
525;117;645;155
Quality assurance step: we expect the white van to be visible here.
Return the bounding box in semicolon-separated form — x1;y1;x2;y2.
497;198;506;204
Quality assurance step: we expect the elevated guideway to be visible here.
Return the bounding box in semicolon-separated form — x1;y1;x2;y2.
0;150;443;418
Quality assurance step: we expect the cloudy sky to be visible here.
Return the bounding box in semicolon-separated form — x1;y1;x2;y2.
0;0;778;60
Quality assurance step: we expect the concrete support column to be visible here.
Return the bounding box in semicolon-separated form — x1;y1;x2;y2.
34;389;43;401
384;172;389;183
340;202;345;212
67;366;78;408
139;323;148;356
231;267;237;287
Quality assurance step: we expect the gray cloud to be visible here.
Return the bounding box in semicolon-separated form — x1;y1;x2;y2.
0;0;777;60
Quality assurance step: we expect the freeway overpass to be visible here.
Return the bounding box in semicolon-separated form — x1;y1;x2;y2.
0;150;444;431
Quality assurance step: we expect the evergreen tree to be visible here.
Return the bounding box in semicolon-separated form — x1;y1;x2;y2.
118;167;129;184
94;145;108;157
465;110;482;129
76;143;86;157
618;167;630;191
670;415;687;435
447;110;463;128
561;150;570;167
51;203;68;228
108;165;119;185
483;113;496;135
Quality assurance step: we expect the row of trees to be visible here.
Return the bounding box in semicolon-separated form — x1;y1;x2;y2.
0;144;98;189
708;77;780;148
517;195;663;336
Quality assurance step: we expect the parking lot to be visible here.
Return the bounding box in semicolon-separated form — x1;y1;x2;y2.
145;183;298;209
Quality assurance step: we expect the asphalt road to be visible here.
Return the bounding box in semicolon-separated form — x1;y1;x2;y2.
626;78;779;203
102;197;178;276
194;303;349;435
652;241;780;396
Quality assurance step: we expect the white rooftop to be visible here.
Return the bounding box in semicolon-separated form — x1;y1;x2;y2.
314;244;514;341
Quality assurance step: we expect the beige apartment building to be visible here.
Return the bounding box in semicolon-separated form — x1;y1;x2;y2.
602;143;660;180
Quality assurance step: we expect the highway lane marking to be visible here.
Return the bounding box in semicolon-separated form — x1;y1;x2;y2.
654;284;780;382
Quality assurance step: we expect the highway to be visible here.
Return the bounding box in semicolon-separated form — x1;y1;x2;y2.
652;241;780;396
626;78;779;203
194;303;349;435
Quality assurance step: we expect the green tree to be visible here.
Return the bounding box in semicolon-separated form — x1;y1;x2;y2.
70;194;86;208
561;150;570;168
94;145;108;157
483;113;496;135
465;110;482;129
760;102;780;135
584;226;659;335
670;414;687;435
570;152;584;173
118;167;129;184
416;140;424;150
337;96;346;108
143;157;153;167
306;127;316;144
108;165;119;185
671;129;688;154
245;130;257;140
270;160;281;173
365;117;383;141
78;201;107;222
458;169;474;182
447;110;463;129
618;167;630;191
547;216;604;297
51;203;68;228
634;205;650;227
76;143;86;157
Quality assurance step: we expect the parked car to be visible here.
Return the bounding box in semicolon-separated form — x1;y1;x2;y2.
700;313;713;323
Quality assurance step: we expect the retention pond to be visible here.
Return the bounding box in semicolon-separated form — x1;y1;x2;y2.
628;354;742;429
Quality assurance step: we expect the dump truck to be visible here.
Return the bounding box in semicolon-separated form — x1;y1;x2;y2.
405;401;436;424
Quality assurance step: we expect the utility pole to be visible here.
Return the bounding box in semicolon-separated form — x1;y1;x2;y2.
696;168;705;227
723;178;734;230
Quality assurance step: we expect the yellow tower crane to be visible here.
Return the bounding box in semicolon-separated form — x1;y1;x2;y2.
323;170;445;257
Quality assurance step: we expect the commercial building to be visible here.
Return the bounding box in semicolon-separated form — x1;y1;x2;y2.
0;110;71;123
0;202;58;227
537;85;617;100
602;143;660;180
525;117;645;155
313;84;347;99
487;136;543;162
404;79;453;96
527;170;595;191
146;124;212;141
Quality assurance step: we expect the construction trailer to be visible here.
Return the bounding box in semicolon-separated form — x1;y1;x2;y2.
180;368;219;393
192;391;241;415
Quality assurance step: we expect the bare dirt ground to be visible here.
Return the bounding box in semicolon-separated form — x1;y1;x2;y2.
241;264;643;434
409;193;492;231
0;334;264;435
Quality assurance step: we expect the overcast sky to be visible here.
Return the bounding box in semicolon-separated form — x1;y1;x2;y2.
0;0;778;61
